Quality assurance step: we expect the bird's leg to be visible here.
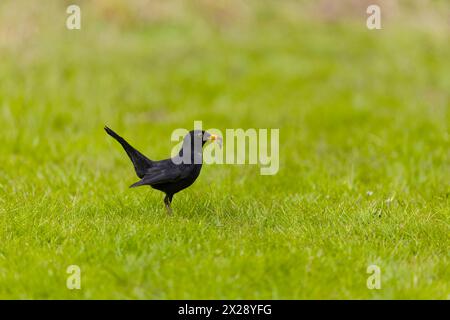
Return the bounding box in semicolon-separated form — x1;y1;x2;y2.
164;194;173;215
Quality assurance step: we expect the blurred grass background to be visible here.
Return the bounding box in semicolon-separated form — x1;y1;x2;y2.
0;0;448;299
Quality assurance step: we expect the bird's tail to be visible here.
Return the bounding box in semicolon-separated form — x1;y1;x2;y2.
104;126;152;178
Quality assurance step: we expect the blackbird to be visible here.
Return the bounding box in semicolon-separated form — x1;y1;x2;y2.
105;126;221;214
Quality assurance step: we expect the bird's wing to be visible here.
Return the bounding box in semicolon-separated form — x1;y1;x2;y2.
129;163;187;188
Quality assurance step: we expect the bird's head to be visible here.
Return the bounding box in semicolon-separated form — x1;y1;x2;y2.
186;130;222;148
177;130;222;164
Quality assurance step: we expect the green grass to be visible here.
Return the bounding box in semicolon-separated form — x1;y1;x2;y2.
0;1;449;299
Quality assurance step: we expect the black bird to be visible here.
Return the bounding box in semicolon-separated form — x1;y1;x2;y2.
104;126;221;214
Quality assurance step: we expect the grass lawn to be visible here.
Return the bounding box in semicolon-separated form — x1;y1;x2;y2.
0;1;448;299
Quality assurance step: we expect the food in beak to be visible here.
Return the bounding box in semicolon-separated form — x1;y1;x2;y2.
208;134;223;148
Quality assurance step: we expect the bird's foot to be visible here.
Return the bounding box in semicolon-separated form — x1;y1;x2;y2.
165;204;172;215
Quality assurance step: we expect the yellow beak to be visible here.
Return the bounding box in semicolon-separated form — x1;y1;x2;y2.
208;134;222;148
